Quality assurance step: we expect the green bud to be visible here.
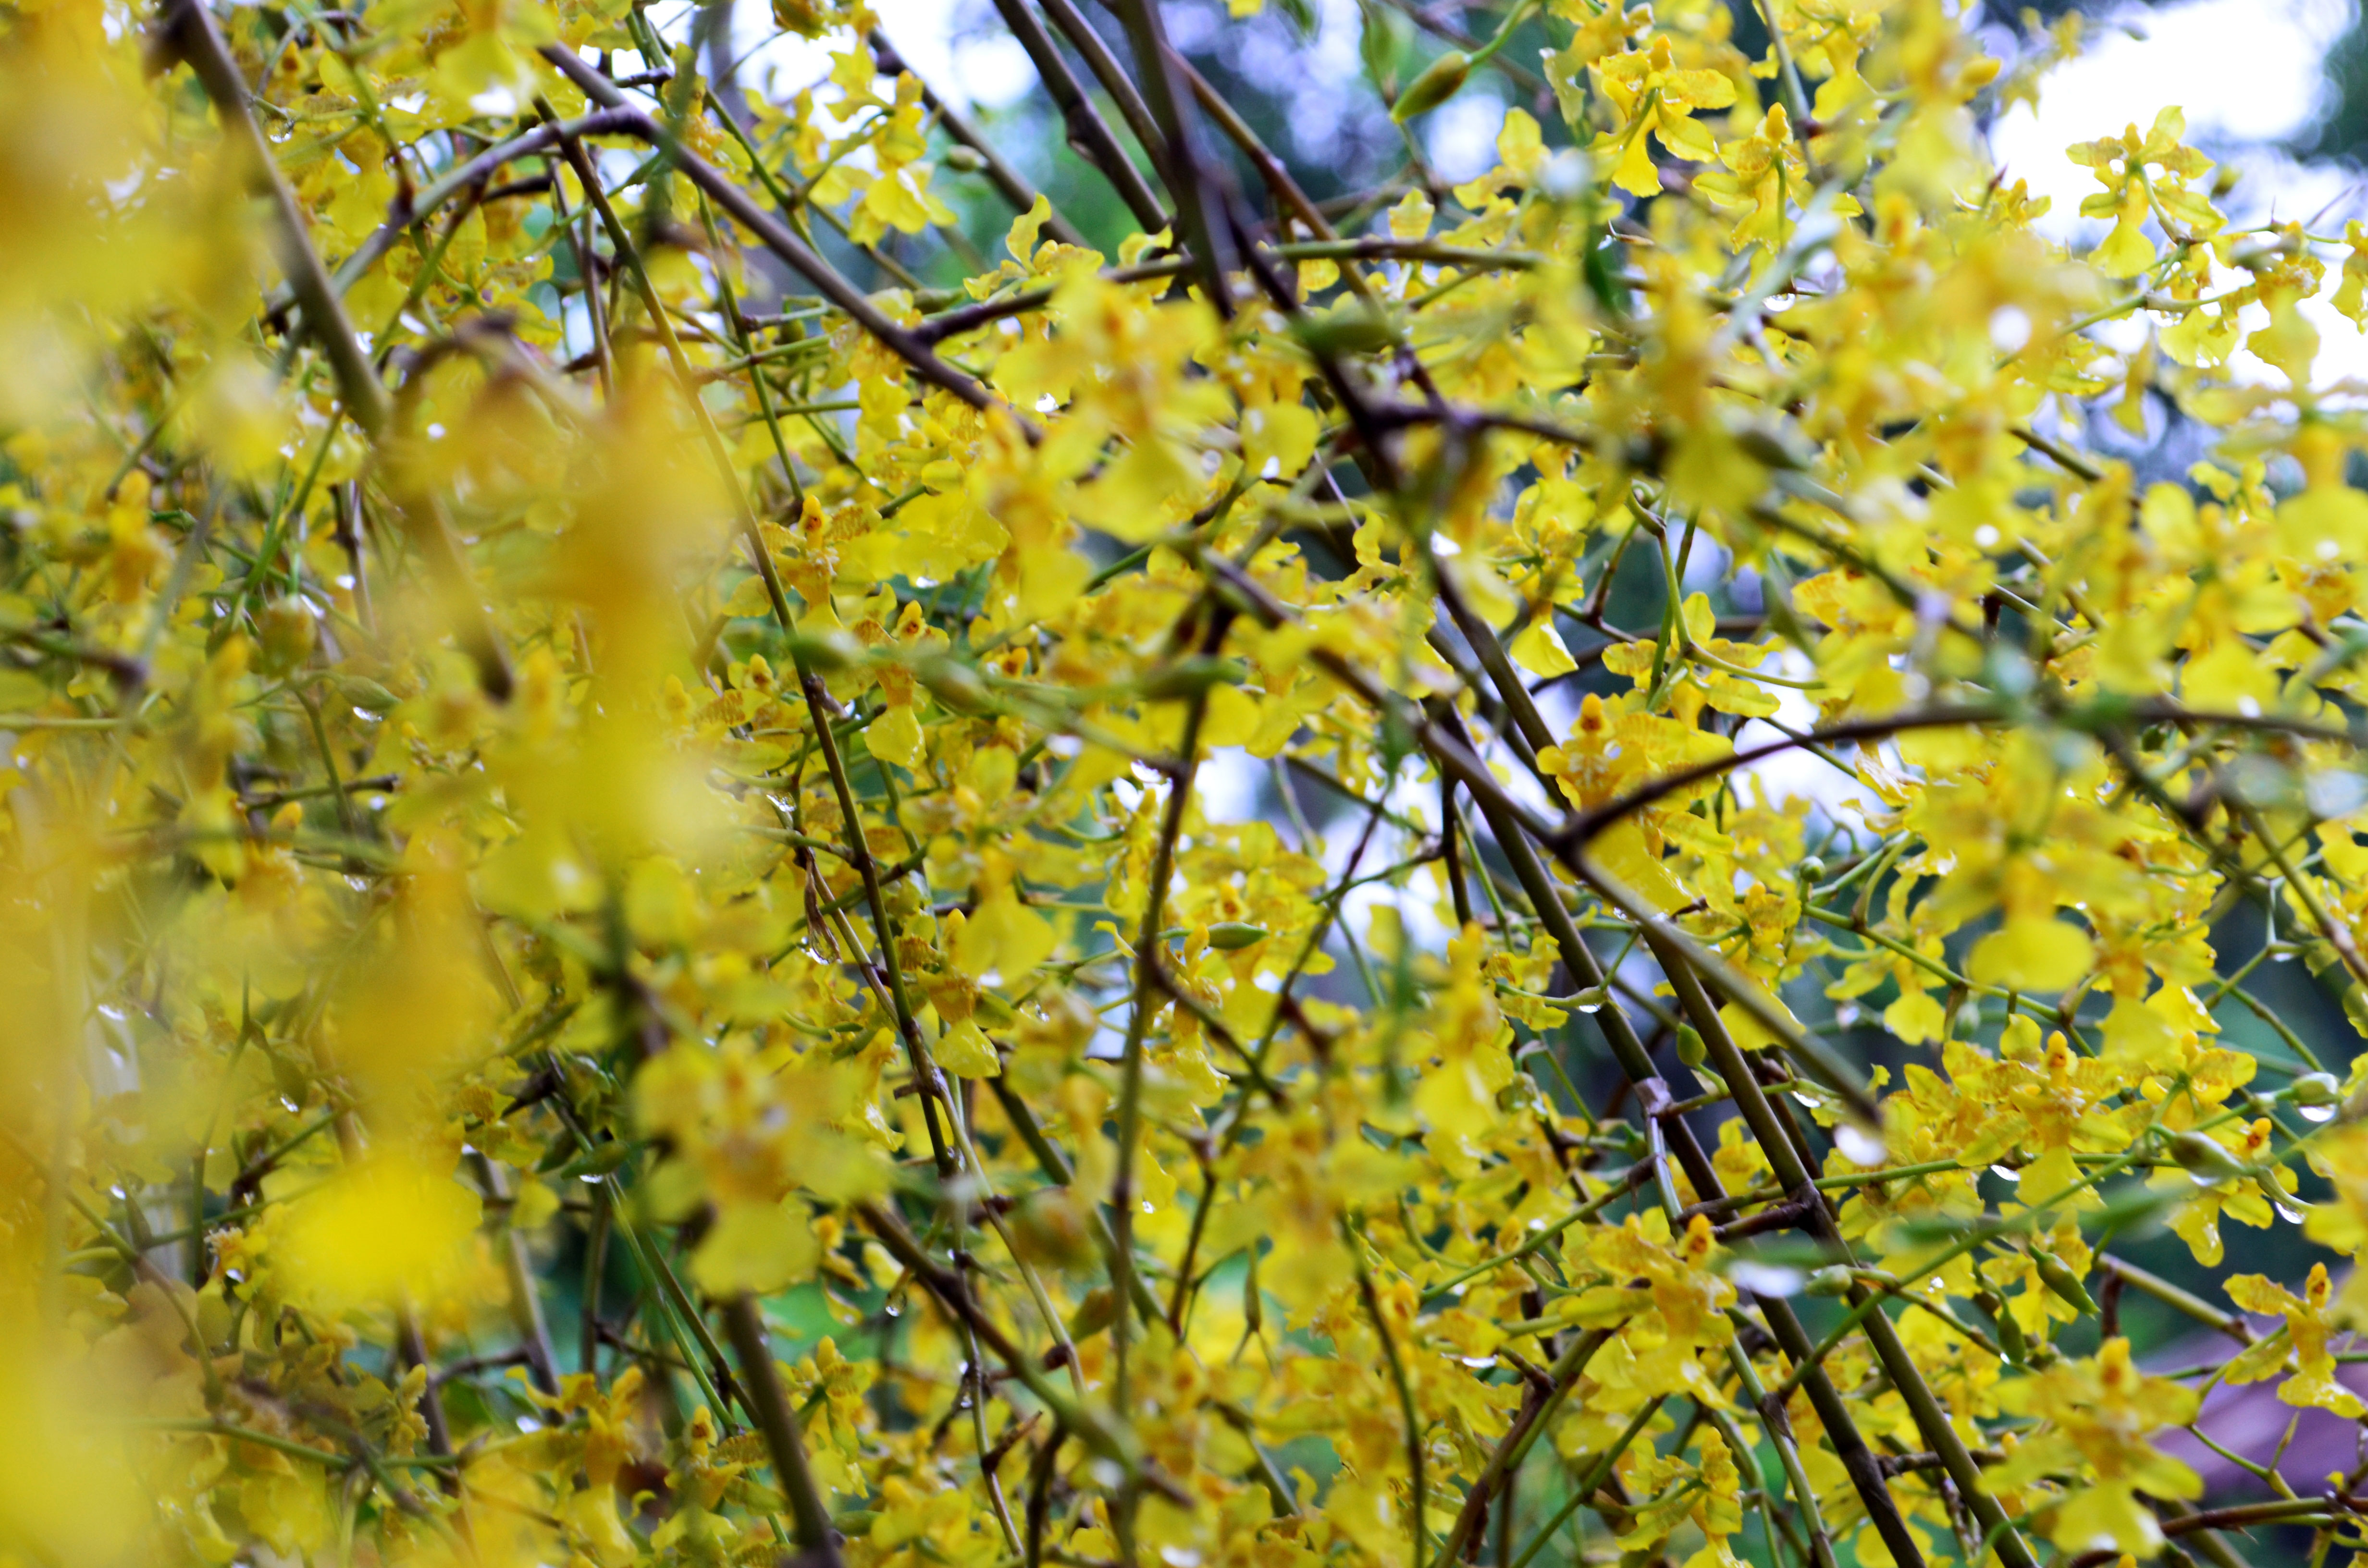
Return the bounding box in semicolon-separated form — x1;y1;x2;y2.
1675;1024;1707;1068
1795;856;1825;888
558;1140;636;1180
1804;1265;1853;1298
943;145;988;174
772;0;825;37
1206;921;1269;951
2030;1250;2098;1315
1974;1289;2028;1363
1136;656;1249;700
1733;423;1811;472
1390;49;1469;122
1294;301;1400;359
334;675;403;715
2290;1071;2343;1108
1009;1189;1096;1271
268;1047;313;1107
786;628;866;673
2167;1129;2249;1184
662;45;701;125
919;658;994;715
1067;1286;1118;1340
257;597;317;677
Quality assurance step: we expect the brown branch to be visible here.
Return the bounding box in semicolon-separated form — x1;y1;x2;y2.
1101;0;1235;314
1654;948;2034;1568
720;1296;845;1568
165;0;512;698
1035;0;1167;175
1560;704;2010;848
1199;550;1935;1568
537;45;1013;420
1431;1328;1616;1568
984;0;1169;232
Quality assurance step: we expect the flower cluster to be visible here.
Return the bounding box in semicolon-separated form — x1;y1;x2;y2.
5;1;2368;1568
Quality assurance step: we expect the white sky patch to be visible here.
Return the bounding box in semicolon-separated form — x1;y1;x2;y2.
1733;722;1866;831
1336;768;1458;956
690;0;1041;115
1194;749;1266;823
1990;0;2351;188
1428;87;1512;183
1988;0;2368;380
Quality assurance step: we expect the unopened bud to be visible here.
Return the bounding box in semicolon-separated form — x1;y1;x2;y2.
2167;1129;2248;1184
1734;424;1810;471
1294;302;1400;358
1390;49;1469;122
786;628;865;672
1974;1289;2029;1362
258;597;318;676
1137;657;1248;700
2290;1071;2342;1108
920;658;994;715
2031;1250;2097;1315
1067;1286;1118;1339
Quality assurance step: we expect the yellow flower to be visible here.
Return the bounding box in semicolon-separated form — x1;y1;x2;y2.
1589;36;1739;196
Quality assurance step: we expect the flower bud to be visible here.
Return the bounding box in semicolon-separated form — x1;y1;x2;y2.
1734;424;1811;471
1067;1286;1118;1339
1137;657;1248;700
1974;1289;2028;1362
1009;1189;1097;1271
2167;1129;2248;1184
1294;301;1400;358
2290;1071;2342;1107
335;674;401;715
258;597;317;677
1206;921;1269;951
1675;1024;1707;1067
771;0;824;37
920;658;994;715
1804;1265;1853;1297
2031;1250;2097;1315
944;146;988;173
1390;50;1469;122
786;628;866;672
